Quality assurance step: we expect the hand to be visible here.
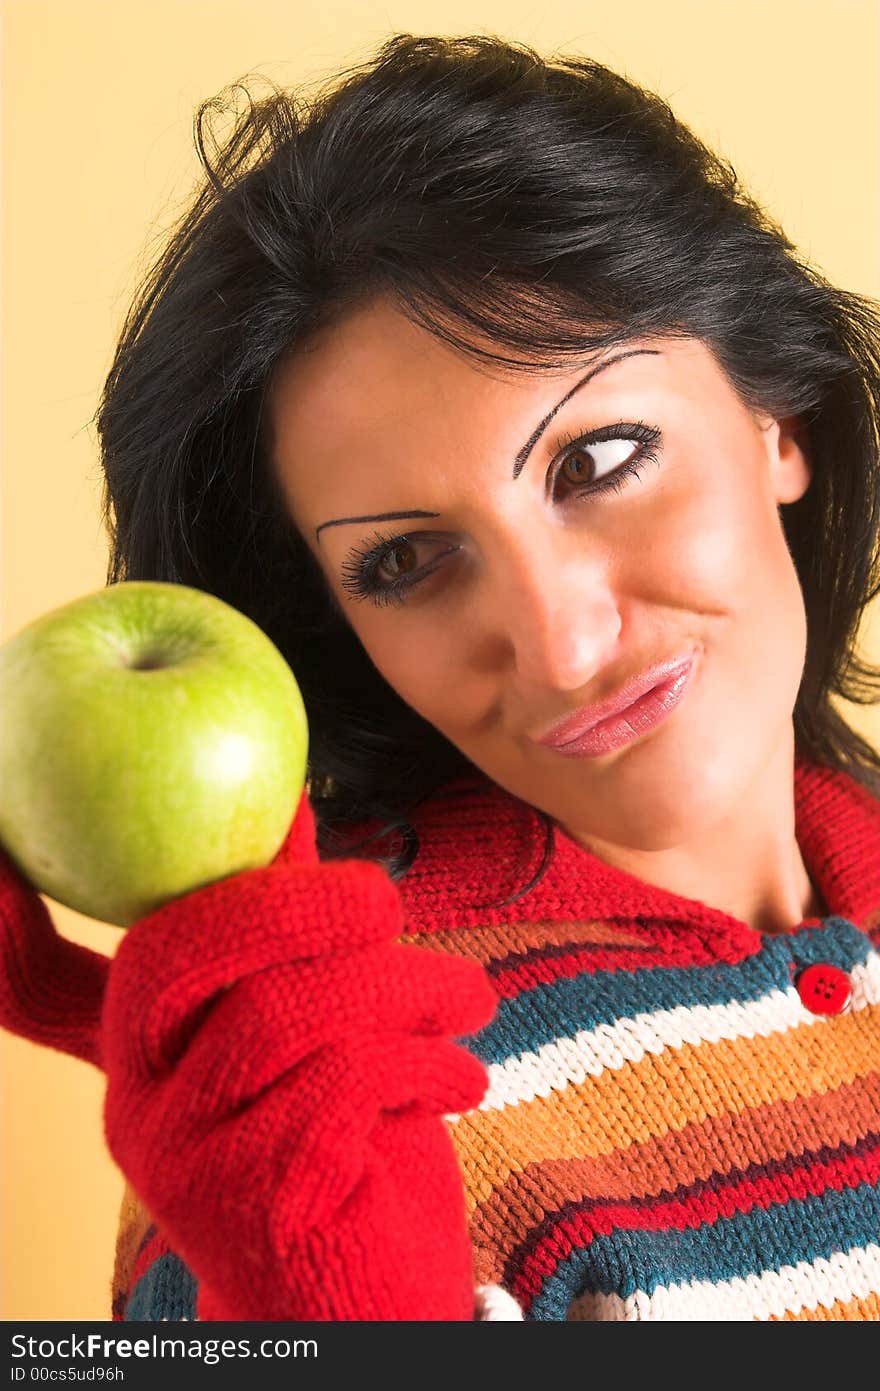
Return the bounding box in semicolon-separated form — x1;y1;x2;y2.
30;792;497;1320
0;842;108;1066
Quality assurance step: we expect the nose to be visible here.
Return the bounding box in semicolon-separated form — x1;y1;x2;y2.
477;530;622;692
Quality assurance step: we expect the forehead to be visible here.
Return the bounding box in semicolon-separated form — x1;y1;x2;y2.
265;301;748;532
267;298;536;445
268;300;730;438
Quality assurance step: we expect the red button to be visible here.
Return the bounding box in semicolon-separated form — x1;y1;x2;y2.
795;963;852;1016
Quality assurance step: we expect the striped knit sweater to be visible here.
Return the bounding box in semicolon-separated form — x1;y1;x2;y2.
114;755;880;1321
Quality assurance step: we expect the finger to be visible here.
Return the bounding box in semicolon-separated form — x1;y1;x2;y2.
272;789;319;868
0;844;110;1067
111;937;496;1088
104;855;407;1074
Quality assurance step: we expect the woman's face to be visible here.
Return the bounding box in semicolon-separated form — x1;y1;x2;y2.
268;299;811;850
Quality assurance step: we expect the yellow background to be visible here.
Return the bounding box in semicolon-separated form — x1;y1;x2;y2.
2;0;879;1320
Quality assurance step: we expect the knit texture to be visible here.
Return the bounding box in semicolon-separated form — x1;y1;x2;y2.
110;755;880;1321
0;790;496;1321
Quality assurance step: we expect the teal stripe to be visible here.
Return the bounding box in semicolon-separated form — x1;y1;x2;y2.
528;1174;880;1319
126;1253;198;1321
464;919;870;1065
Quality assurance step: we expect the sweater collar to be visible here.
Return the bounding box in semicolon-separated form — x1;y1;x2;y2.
395;755;880;955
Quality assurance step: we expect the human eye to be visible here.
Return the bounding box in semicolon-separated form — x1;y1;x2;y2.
339;420;662;610
339;529;461;608
550;420;663;500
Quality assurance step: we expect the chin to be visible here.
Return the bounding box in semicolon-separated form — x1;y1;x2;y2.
562;726;759;852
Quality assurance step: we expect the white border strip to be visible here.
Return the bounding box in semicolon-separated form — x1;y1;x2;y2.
566;1241;880;1321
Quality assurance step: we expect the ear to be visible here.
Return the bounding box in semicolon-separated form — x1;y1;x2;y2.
767;414;812;504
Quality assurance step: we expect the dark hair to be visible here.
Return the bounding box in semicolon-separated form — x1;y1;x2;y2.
94;31;880;886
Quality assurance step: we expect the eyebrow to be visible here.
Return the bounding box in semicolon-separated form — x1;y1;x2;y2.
314;346;661;540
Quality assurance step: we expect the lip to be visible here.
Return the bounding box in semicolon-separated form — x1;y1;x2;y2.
535;648;698;756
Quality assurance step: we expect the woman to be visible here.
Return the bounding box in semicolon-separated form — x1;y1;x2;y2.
2;32;880;1321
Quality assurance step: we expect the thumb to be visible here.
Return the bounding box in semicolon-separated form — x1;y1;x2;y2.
0;843;110;1069
272;786;319;867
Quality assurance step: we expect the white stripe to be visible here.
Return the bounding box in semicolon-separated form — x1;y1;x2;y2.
566;1241;880;1321
473;1283;525;1321
849;951;880;1010
444;954;880;1121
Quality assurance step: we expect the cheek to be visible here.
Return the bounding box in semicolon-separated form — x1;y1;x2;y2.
635;464;758;613
352;615;464;726
648;456;799;603
650;461;807;697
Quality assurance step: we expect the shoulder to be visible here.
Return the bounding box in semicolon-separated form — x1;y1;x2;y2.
794;753;880;938
322;773;552;929
397;774;552;923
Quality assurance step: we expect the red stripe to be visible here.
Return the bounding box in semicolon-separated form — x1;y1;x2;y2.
492;945;674;997
513;1140;880;1307
129;1227;172;1291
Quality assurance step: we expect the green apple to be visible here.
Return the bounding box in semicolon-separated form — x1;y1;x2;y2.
0;581;309;926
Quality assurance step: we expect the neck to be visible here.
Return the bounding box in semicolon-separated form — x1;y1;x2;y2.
564;730;826;934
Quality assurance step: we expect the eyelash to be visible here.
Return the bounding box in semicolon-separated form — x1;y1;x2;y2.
339;420;663;608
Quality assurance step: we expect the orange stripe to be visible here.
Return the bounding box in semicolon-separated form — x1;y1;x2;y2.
771;1291;880;1321
111;1182;155;1317
447;1006;880;1215
466;1072;880;1279
399;917;651;963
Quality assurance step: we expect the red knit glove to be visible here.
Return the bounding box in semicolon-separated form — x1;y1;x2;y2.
0;795;498;1320
0;847;109;1066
